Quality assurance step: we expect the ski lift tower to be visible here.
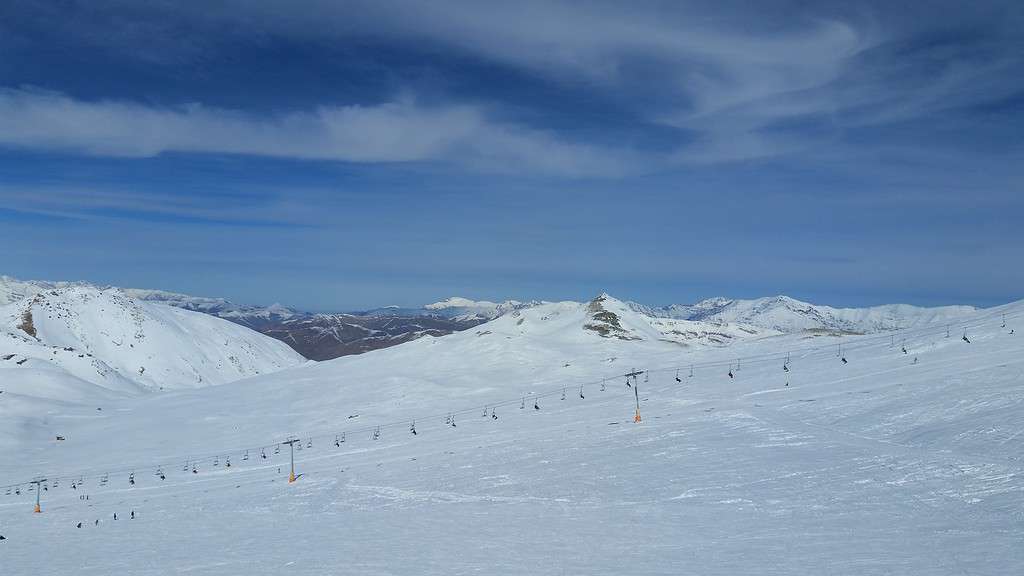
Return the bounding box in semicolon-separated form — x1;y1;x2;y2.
31;478;46;513
624;370;644;423
282;438;300;483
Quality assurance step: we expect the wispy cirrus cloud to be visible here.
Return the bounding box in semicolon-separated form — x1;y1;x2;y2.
7;1;1022;169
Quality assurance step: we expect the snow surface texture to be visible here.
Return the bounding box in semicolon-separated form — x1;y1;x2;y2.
0;292;1021;575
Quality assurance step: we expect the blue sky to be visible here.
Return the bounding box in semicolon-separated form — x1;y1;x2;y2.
1;0;1022;310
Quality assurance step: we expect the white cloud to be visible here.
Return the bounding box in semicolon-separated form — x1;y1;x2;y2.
0;88;641;177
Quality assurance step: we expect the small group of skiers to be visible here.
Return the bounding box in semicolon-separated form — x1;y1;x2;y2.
1;512;135;540
74;510;135;528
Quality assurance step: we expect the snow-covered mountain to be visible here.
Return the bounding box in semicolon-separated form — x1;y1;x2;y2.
123;288;299;326
2;277;301;325
578;293;773;345
0;285;305;399
422;296;540;322
629;295;977;334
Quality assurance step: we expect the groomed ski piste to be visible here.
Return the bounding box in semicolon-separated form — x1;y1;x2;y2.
1;295;1022;575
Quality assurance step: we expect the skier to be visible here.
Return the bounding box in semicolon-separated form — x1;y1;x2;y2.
963;334;971;343
77;522;82;528
131;510;135;520
113;513;117;521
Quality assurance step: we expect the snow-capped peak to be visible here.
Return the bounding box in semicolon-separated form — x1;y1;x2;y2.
426;297;502;310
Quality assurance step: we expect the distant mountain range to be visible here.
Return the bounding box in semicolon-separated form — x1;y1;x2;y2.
1;275;980;361
626;295;977;334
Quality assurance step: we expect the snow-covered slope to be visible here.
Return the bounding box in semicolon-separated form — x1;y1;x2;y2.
0;286;305;397
0;290;1022;574
631;294;978;334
